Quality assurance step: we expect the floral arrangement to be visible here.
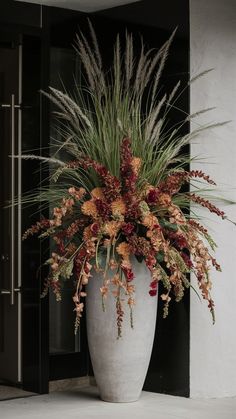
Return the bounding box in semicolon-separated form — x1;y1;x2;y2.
20;24;230;337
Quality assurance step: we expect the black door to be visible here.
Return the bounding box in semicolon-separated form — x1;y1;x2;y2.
0;34;22;384
0;9;89;391
47;7;88;380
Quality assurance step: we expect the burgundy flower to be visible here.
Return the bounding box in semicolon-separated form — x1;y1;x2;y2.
176;236;188;249
147;188;160;205
150;280;158;289
145;254;156;270
122;222;134;235
149;289;157;297
122;137;131;148
128;173;137;184
123;268;134;282
166;231;187;249
113;178;122;190
96;166;108;178
120;137;139;193
78;248;87;259
181;252;193;268
95;199;110;218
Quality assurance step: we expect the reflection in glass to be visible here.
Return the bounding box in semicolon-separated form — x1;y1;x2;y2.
49;47;81;354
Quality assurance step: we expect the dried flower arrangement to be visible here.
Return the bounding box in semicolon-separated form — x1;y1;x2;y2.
18;23;231;338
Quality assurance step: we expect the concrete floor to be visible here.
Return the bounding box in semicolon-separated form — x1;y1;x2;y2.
0;386;235;419
0;385;36;401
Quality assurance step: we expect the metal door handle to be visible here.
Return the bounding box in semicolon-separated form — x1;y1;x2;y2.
0;103;20;109
11;94;15;306
0;95;21;306
0;288;21;295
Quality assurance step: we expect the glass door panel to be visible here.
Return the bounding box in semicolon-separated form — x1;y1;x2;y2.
0;37;22;384
49;46;81;355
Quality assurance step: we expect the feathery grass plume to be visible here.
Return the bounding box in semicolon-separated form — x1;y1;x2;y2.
10;154;65;166
151;28;177;104
125;31;134;90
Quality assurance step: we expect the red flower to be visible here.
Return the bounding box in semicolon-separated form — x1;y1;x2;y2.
122;137;131;148
181;252;193;268
150;280;158;289
123;267;134;282
149;289;157;296
120;137;138;193
78;248;87;259
166;231;187;249
96;165;107;178
113;178;122;190
95;199;110;218
122;222;134;235
147;188;159;205
145;254;156;270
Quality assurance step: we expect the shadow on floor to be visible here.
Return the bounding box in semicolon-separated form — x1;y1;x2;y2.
0;384;36;402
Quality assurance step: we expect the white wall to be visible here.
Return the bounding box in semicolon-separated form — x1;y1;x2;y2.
190;0;236;398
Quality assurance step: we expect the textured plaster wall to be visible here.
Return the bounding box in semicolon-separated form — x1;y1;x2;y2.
190;0;236;398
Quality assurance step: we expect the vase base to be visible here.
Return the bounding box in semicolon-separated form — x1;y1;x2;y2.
100;396;139;403
100;392;140;403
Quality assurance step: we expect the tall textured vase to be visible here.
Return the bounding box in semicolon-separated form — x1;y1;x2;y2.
86;259;158;402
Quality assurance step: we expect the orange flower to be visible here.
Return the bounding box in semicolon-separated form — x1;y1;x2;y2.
116;242;131;258
86;238;96;255
131;157;142;175
111;198;126;216
62;197;74;208
158;193;172;207
126;284;135;294
146;230;162;252
100;286;109;298
111;274;121;286
128;297;135;306
168;204;186;225
81;200;98;217
103;221;121;237
91;187;104;200
57;207;66;216
83;226;93;241
121;258;132;270
68;187;86;200
142;213;159;230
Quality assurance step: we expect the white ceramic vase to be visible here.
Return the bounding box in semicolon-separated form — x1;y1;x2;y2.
86;258;158;403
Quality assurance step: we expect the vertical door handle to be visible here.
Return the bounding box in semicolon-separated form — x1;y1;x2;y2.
0;96;20;305
11;94;15;306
